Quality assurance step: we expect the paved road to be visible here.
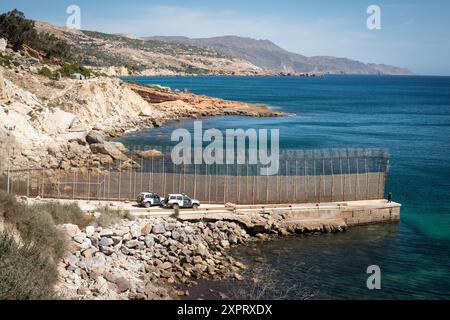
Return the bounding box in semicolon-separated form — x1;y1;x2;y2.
24;197;397;218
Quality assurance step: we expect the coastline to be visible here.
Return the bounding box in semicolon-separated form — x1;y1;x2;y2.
50;198;400;300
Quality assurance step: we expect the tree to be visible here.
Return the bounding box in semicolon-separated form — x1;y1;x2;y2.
0;9;35;51
0;9;72;60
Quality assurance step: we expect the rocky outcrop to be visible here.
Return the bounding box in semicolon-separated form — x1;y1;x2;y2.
0;54;284;171
57;217;249;300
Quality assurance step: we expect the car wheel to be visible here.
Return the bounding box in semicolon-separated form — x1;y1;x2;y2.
172;203;180;210
144;202;151;208
192;204;199;210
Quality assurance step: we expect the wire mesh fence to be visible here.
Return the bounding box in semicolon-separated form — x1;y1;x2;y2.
1;148;390;204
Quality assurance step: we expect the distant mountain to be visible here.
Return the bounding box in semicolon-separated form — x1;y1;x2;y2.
144;35;413;75
34;22;265;76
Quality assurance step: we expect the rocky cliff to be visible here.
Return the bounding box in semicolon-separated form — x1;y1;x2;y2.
0;43;283;172
35;22;266;76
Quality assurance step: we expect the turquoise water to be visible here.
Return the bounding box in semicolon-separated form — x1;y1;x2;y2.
121;76;450;299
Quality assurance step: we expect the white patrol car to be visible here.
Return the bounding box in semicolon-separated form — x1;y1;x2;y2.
162;194;200;210
137;192;163;208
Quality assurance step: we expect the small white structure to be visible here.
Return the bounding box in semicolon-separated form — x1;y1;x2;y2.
70;73;85;80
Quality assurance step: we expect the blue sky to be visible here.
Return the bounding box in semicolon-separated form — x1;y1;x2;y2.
1;0;449;75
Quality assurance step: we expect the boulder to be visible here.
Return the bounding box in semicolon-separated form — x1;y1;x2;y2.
99;229;114;237
130;225;142;238
141;224;152;236
86;130;106;145
152;224;166;234
42;110;77;134
158;262;172;270
117;159;140;171
135;149;164;159
90;142;128;161
112;142;129;153
86;226;95;237
126;239;139;248
59;224;81;238
114;277;130;292
99;237;114;247
94;276;109;294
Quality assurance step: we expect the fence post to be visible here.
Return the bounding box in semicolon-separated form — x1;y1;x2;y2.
224;164;228;204
365;158;369;200
377;159;382;199
141;158;144;194
27;172;30;198
151;157;154;191
88;168;91;201
322;159;325;202
163;157;167;197
97;163;100;201
237;164;240;204
193;163;197;200
266;168;269;204
285;160;288;204
42;169;45;198
252;163;256;205
206;163;211;202
331;159;334;202
6;164;10;194
355;158;359;201
340;158;344;201
347;157;351;201
118;160;122;201
294;160;298;203
313;160;317;201
304;159;308;203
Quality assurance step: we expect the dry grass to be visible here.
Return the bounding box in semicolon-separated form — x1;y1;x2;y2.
95;205;134;227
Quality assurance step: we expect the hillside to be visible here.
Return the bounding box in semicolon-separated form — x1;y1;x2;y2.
145;35;413;75
34;22;265;76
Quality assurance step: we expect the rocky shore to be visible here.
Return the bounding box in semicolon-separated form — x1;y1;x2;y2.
57;217;251;300
55;203;360;300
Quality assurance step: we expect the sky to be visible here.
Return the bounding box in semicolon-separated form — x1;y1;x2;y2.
1;0;449;75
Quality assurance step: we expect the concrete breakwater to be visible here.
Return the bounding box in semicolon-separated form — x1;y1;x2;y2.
56;199;400;300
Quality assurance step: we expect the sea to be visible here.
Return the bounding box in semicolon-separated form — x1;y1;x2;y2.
119;75;450;300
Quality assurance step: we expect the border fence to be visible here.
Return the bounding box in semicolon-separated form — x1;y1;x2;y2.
1;148;389;205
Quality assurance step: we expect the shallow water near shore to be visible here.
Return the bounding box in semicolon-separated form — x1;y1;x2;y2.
120;75;450;299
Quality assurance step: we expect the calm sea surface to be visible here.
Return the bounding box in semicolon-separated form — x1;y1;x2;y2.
120;75;450;299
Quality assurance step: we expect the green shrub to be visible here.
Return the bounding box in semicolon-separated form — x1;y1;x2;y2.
38;66;53;78
55;63;92;78
28;201;94;229
0;232;57;300
170;208;180;219
95;206;134;227
0;192;66;260
0;53;13;68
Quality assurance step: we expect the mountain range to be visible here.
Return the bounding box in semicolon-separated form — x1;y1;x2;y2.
35;21;413;76
144;35;413;75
